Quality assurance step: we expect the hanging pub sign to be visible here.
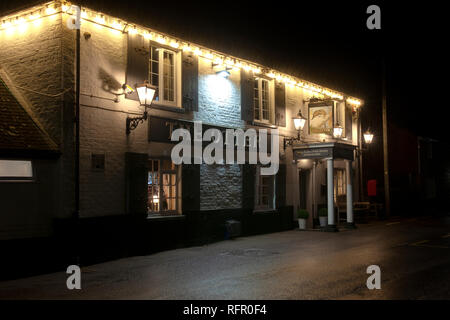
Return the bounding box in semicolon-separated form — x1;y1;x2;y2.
294;147;333;160
308;100;334;135
293;143;355;161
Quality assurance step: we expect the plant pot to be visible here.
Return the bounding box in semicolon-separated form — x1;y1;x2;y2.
319;216;328;227
298;218;306;230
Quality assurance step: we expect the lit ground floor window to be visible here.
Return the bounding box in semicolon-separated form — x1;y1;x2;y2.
148;159;180;215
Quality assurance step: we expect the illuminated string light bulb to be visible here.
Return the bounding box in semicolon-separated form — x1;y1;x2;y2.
193;47;202;56
128;26;137;34
155;36;166;44
45;5;56;15
214;56;223;64
243;65;251;72
62;4;69;12
252;67;261;74
224;58;234;66
95;14;105;24
1;19;12;29
169;41;179;49
347;98;361;106
112;20;123;30
182;44;193;52
81;10;87;19
29;11;40;20
143;32;152;39
204;52;214;60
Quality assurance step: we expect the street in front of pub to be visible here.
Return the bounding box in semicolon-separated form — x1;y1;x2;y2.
1;215;449;300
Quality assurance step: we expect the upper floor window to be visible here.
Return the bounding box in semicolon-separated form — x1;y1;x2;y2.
253;78;272;123
149;46;179;107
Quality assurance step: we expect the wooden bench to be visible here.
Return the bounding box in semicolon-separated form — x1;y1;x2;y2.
337;201;371;224
354;202;371;223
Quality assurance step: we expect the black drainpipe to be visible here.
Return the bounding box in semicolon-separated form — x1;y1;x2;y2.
74;7;81;266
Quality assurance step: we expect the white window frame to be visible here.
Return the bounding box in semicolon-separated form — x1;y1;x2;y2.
334;168;346;202
254;165;275;211
147;159;181;216
253;78;274;123
149;46;182;108
0;159;34;182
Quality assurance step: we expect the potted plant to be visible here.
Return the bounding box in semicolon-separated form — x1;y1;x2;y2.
297;209;309;230
318;208;328;227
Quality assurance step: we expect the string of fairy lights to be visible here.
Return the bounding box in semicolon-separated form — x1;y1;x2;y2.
0;1;363;107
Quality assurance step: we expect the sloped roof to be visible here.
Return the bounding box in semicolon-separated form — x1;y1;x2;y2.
0;77;59;154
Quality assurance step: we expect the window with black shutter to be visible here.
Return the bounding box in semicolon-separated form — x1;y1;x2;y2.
181;164;200;212
276;164;286;209
126;33;198;111
125;152;149;216
274;80;286;127
345;102;353;140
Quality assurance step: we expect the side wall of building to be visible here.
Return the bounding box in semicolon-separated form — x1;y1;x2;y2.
0;12;75;239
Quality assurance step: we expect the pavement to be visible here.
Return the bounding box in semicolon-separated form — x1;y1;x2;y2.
1;215;450;299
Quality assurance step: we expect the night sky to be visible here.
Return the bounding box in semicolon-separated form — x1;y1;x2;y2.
1;1;446;140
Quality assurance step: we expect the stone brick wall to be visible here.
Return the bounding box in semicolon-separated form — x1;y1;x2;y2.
195;57;244;129
200;164;242;210
195;57;244;210
0;12;75;240
0;14;64;143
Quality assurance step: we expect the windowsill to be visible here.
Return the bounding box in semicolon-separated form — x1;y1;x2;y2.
151;103;185;114
248;121;277;129
0;179;34;183
252;208;277;214
146;214;185;220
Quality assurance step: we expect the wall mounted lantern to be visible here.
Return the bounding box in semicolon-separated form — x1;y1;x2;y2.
333;121;343;139
126;81;157;134
363;130;374;144
284;109;307;149
293;109;307;131
212;62;232;78
216;68;231;78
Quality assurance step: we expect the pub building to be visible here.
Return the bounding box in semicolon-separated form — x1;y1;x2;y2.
0;1;365;264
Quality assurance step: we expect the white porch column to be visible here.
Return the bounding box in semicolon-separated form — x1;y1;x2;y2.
345;159;356;228
326;158;336;230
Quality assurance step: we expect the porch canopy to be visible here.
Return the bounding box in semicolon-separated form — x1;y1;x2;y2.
293;142;356;231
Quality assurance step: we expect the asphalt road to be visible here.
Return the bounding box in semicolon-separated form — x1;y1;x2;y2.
1;215;450;299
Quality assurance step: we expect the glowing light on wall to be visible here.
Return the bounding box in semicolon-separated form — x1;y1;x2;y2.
205;74;233;101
